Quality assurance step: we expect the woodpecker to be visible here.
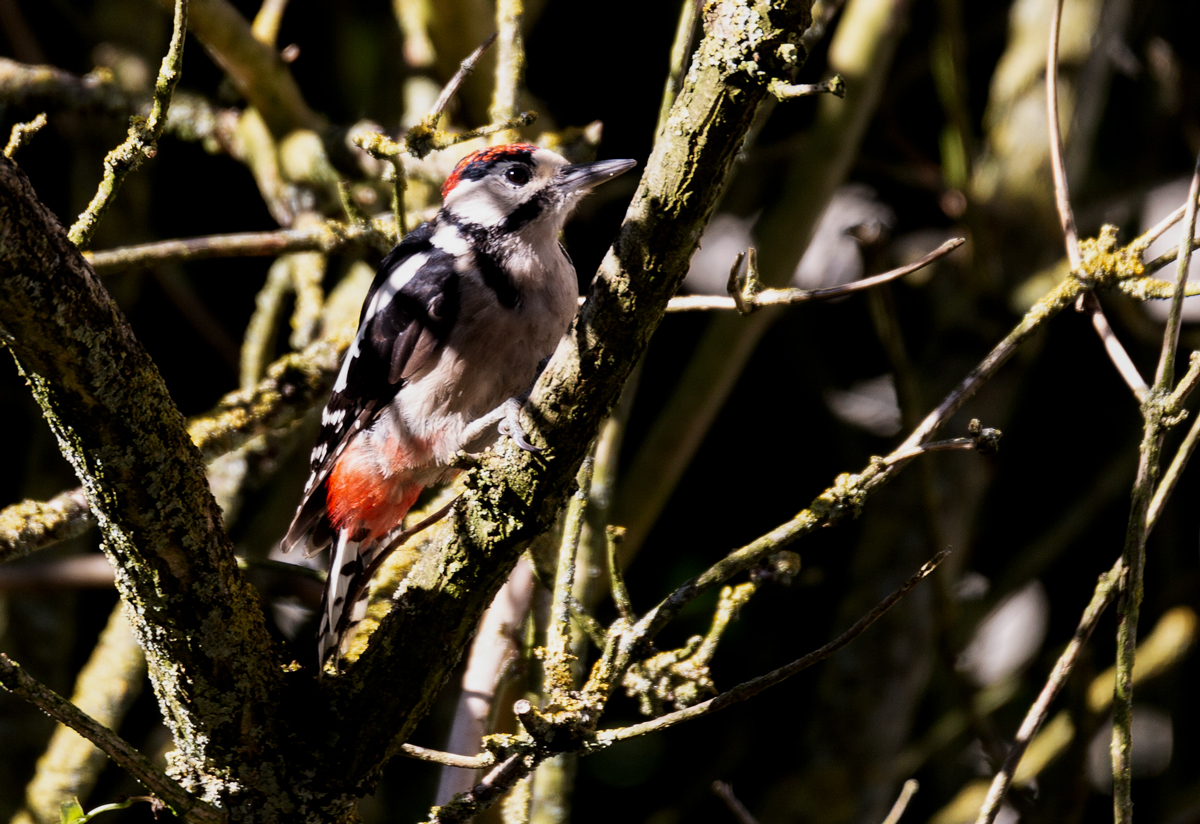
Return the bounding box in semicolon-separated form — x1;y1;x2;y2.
282;143;636;667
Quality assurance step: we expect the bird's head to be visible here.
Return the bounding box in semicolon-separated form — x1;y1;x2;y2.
440;143;636;234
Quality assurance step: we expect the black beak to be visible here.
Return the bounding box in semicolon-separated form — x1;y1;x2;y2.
557;158;637;194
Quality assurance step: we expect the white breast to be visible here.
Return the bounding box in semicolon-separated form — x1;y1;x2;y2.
392;232;578;464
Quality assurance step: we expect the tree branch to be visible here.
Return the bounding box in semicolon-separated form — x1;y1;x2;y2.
332;0;816;787
0;156;282;801
69;0;189;249
594;551;947;744
0;654;222;824
151;0;322;137
974;559;1122;824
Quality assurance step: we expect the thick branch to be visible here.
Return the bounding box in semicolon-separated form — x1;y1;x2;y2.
333;0;815;786
0;157;281;799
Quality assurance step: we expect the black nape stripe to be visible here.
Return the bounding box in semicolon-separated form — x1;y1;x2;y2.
443;213;522;308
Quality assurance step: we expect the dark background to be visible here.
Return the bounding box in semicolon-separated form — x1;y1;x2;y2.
2;0;1200;822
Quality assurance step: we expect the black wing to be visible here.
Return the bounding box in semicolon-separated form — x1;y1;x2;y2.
281;221;459;555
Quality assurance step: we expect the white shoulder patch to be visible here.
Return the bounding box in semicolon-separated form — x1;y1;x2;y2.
431;224;471;257
363;252;427;325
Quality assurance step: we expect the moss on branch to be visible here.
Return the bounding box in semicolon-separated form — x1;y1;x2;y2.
0;156;284;811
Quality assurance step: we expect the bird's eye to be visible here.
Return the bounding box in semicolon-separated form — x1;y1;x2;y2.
505;166;531;186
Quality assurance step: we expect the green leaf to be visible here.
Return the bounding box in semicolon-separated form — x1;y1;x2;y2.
59;799;86;824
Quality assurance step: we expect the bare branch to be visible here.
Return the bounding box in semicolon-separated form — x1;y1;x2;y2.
881;780;920;824
768;74;846;99
898;275;1082;451
15;604;147;824
150;0;321;136
1080;293;1148;401
489;0;525;143
428;34;498;130
667;238;963;313
974;559;1122;824
0;58;130;113
401;743;495;770
0;654;222;823
0;156;282;792
1148;390;1200;530
1046;0;1080;269
594;551;948;744
1154;152;1200;389
712;781;759;824
86;221;387;275
546;456;594;699
0;488;92;563
69;0;188;249
4;112;46;160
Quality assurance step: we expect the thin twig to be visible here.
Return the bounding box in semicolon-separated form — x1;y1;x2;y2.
86;214;387;274
401;743;495;770
657;0;701;135
16;603;147;823
1046;0;1080;269
68;0;188;248
883;421;1001;465
594;551;948;745
1142;236;1200;276
1080;293;1148;401
668;239;964;313
881;780;920;824
4;112;47;160
0;654;222;823
712;781;759;824
1147;401;1200;530
433;34;498;125
898;274;1083;452
768;75;846;99
1155;153;1200;388
605;526;635;623
1048;0;1145;396
1138;203;1190;251
546;456;594;699
1113;150;1200;823
974;559;1122;824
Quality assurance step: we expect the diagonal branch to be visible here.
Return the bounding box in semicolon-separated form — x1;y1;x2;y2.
151;0;322;137
0;156;282;796
974;558;1122;824
331;0;817;784
0;654;223;824
594;551;947;745
69;0;189;249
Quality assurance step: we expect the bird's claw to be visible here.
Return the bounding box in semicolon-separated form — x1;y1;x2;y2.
499;400;543;453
